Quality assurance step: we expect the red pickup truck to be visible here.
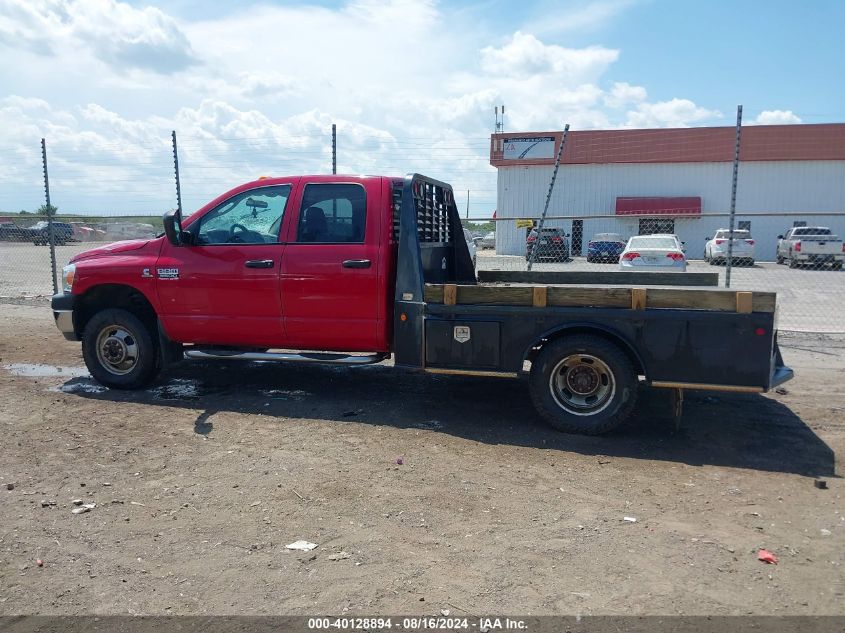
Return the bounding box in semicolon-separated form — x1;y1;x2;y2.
51;174;793;435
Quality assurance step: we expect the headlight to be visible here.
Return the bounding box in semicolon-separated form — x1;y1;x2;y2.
62;264;76;293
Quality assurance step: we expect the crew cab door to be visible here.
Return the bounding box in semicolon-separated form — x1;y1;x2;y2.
280;180;383;351
156;184;293;347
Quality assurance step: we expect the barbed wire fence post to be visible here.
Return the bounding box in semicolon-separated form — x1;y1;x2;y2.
527;123;569;272
171;130;183;227
41;138;58;295
332;123;337;175
725;105;743;288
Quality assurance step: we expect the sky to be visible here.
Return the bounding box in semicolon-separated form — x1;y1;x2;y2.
0;0;842;217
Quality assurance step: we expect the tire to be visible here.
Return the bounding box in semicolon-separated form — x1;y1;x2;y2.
529;335;638;435
82;308;160;389
776;255;784;265
833;262;843;271
789;256;798;269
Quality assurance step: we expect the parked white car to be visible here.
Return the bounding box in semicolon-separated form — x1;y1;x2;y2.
480;231;496;249
463;228;477;268
704;229;755;265
619;234;687;272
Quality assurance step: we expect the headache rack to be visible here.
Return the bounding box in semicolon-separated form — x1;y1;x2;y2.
393;174;476;300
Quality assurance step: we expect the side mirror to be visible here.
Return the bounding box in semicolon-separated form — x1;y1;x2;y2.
777;235;784;240
163;209;183;246
705;237;711;241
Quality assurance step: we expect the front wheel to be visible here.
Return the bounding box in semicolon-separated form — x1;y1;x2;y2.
529;335;638;435
82;308;160;389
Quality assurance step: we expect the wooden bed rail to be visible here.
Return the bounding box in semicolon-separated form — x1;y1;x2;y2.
425;284;776;313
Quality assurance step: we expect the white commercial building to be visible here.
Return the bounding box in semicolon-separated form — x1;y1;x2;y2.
490;124;845;261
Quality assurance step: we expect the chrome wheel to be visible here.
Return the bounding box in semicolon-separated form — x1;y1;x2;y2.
95;325;139;375
548;353;615;416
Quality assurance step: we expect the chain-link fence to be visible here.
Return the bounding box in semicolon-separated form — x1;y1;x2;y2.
0;212;161;299
474;214;845;334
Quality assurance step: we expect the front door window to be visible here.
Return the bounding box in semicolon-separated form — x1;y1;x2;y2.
195;185;291;245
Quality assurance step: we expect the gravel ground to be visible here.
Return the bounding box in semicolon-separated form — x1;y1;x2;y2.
0;303;843;616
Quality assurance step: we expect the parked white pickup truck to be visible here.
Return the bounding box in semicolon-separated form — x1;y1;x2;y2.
776;227;844;269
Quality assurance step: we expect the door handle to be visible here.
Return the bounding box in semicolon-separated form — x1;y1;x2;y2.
245;259;274;268
342;259;371;269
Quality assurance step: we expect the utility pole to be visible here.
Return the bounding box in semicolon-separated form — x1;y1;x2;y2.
466;190;470;219
725;105;742;288
41;138;57;295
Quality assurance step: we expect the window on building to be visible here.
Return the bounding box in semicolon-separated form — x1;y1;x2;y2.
638;218;675;235
571;219;583;256
738;221;751;232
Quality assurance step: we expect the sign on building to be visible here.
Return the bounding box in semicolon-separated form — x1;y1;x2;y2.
502;137;555;160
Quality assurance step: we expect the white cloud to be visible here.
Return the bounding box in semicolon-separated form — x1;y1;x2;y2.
625;98;721;128
0;0;197;73
751;109;802;125
604;81;647;108
480;31;618;81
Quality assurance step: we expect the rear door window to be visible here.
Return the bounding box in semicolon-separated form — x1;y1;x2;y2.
296;183;367;243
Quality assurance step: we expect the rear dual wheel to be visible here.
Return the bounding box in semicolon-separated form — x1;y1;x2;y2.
529;335;638;435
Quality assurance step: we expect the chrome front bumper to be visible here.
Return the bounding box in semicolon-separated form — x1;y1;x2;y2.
51;293;79;341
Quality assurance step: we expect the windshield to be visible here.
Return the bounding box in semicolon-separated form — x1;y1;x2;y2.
716;230;751;239
629;236;679;250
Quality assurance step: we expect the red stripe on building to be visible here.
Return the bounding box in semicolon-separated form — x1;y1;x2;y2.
615;196;701;216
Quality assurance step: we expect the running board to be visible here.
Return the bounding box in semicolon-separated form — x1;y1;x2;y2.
184;349;388;365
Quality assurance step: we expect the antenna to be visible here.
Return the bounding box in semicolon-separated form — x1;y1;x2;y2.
494;105;506;133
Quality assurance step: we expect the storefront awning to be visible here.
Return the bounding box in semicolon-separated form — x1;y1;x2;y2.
615;196;701;216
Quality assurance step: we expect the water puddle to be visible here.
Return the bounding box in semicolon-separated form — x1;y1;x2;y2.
150;378;201;400
260;389;311;401
50;380;109;395
4;363;90;379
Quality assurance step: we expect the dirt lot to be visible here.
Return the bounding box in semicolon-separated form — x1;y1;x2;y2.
0;301;843;616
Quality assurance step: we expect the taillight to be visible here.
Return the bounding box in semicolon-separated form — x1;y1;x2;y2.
745;239;755;245
794;241;801;252
666;252;685;261
715;239;725;245
842;243;845;253
527;236;536;243
551;236;563;243
621;252;639;261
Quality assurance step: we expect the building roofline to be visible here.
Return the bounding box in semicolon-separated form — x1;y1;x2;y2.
490;123;845;167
